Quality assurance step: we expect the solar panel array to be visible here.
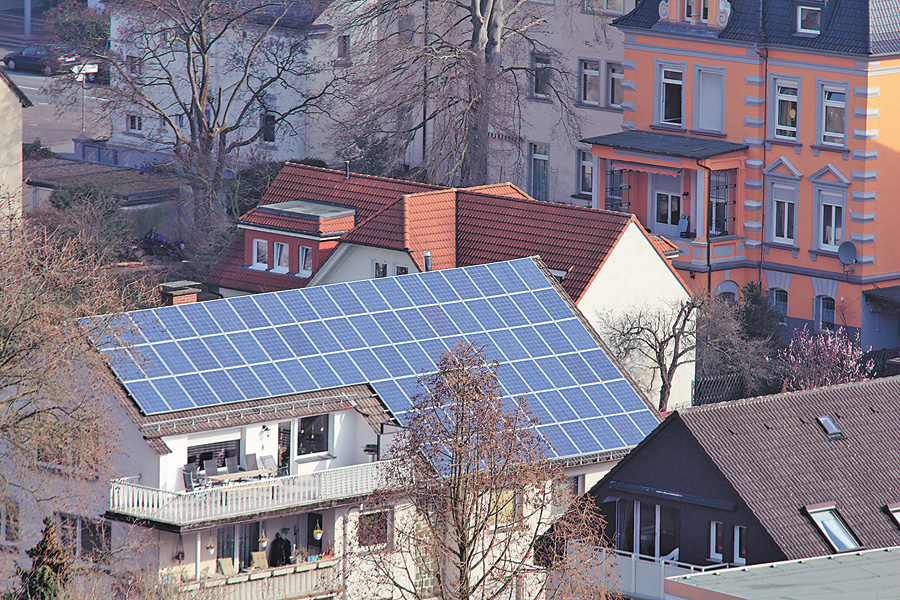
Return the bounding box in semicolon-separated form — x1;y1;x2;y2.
94;258;657;458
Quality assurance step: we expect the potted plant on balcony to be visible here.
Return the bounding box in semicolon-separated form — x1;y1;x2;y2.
258;537;269;549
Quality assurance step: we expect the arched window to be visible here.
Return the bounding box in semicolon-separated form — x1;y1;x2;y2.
815;295;835;332
770;288;788;320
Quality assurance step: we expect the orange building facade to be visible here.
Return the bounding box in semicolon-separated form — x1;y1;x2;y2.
587;0;900;349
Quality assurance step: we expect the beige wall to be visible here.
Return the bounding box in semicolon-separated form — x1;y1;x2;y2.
579;222;694;410
0;83;22;228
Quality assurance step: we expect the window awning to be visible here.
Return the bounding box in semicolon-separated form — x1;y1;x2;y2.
613;160;681;177
583;130;748;160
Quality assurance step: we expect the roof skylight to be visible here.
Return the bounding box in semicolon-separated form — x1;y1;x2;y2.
817;416;844;440
806;504;861;553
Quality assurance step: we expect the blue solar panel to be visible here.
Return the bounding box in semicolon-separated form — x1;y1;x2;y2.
130;311;172;342
252;294;295;326
228;296;270;329
326;319;367;350
441;268;482;300
349;314;391;347
465;264;505;297
179;338;221;371
153;342;196;375
252;363;294;397
303;287;343;319
204;302;247;333
371;277;413;309
275;325;318;357
276;290;319;322
201;371;245;403
227;332;270;364
155;308;197;339
300;322;342;354
324;284;366;315
372;312;414;343
177;373;220;406
347;280;391;312
485;261;528;294
417;271;459;303
95;257;656;459
251;329;294;360
94;314;144;349
178;303;222;336
323;353;367;385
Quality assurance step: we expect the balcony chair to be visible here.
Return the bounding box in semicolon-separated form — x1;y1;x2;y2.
251;551;269;571
182;471;196;492
217;558;236;577
183;463;205;487
225;455;241;474
259;455;277;475
244;453;259;471
203;459;220;479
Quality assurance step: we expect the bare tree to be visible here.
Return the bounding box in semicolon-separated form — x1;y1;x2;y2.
65;0;342;231
331;0;612;185
353;341;612;600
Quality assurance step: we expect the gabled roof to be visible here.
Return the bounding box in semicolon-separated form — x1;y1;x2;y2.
0;68;31;108
615;0;900;56
663;377;900;559
92;258;661;460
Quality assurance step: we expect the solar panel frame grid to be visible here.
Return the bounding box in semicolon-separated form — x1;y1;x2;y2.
96;257;657;458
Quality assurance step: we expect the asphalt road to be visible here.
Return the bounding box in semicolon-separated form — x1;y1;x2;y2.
1;46;111;154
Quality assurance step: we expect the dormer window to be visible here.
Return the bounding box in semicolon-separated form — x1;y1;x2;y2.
252;239;268;269
273;242;289;273
797;6;821;34
685;0;708;22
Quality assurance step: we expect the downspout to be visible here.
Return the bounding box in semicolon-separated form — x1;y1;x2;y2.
755;0;768;285
697;159;714;295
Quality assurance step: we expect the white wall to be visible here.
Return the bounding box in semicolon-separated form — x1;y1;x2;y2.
312;244;419;286
0;81;22;227
578;222;693;411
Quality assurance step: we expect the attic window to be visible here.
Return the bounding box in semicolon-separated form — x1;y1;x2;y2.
817;415;844;440
887;503;900;528
797;6;820;34
805;504;860;552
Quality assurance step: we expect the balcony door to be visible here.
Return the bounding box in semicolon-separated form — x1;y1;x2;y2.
651;173;683;238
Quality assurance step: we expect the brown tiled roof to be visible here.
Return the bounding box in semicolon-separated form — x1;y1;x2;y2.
24;157;187;198
405;190;458;272
649;235;680;258
455;191;634;302
206;235;313;294
341;197;408;252
678;376;900;559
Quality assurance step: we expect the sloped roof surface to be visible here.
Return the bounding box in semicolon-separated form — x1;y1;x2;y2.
92;258;660;459
677;376;900;559
615;0;900;56
206;236;313;294
583;131;747;159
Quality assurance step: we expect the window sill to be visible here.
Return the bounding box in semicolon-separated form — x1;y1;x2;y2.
765;138;802;148
295;453;334;464
576;102;623;113
811;144;850;157
688;129;727;138
764;241;798;251
529;95;553;104
271;267;289;274
649;123;686;133
249;264;267;271
571;193;592;201
808;248;840;259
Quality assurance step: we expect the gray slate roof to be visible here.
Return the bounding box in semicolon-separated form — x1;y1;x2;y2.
582;130;747;159
615;0;900;56
677;376;900;559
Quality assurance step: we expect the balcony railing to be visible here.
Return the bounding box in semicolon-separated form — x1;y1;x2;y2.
109;460;395;527
171;557;340;600
605;548;727;600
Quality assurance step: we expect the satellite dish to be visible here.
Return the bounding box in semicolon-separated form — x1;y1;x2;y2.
838;241;857;266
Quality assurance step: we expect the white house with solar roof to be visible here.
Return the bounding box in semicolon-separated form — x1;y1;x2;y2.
67;257;661;599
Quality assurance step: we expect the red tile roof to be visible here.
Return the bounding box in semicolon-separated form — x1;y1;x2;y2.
649;234;680;258
239;210;323;234
206;236;312;294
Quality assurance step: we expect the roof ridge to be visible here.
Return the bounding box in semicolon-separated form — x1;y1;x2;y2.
283;162;445;190
457;187;633;218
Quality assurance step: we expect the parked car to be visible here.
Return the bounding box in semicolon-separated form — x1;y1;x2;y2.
3;46;81;76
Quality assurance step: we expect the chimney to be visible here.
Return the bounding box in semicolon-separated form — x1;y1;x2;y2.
160;280;202;305
423;250;432;272
344;160;351;180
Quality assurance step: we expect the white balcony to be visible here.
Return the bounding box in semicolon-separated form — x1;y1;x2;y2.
109;460;394;527
605;549;727;600
170;557;340;600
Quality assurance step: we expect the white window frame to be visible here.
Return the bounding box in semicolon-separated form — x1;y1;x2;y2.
806;506;860;552
298;246;313;277
685;0;709;22
694;66;725;134
127;114;143;133
769;182;797;244
771;288;788;321
578;150;593;195
395;264;409;276
532;54;551;99
816;188;844;252
374;260;388;278
272;241;289;273
708;520;723;561
819;84;847;147
733;525;746;566
607;62;624;108
251;238;268;269
797;6;821;34
579;59;600;106
529;143;550;202
658;65;684;126
816;296;836;332
582;0;622;13
774;80;799;140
